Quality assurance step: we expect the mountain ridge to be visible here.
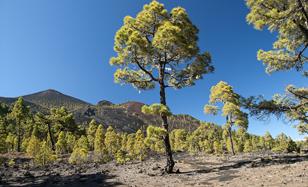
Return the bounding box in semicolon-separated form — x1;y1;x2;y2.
0;89;202;132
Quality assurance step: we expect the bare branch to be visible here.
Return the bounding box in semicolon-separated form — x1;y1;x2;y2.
134;56;158;82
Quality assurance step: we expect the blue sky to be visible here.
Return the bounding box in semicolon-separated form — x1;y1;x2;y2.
0;0;306;140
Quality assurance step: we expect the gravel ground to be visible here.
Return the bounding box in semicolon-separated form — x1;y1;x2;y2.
0;153;307;187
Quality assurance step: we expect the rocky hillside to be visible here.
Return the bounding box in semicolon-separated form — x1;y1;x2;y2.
0;90;201;133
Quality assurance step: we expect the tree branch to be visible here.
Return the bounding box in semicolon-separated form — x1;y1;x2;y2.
134;56;158;82
297;0;308;23
287;87;308;100
298;42;308;57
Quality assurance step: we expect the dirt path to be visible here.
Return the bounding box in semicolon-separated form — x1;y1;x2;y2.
1;154;307;187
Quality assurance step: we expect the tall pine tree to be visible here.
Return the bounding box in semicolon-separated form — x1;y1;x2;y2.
109;0;214;172
8;97;30;152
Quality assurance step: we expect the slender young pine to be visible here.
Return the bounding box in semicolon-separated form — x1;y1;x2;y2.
204;81;248;155
8;97;29;152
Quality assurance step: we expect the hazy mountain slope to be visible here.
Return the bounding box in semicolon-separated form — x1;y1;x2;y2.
0;96;47;113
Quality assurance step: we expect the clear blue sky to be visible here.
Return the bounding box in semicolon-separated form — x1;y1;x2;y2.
0;0;306;140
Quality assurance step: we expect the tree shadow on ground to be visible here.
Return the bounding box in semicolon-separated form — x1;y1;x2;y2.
2;172;123;187
177;168;240;186
209;170;239;182
181;154;308;175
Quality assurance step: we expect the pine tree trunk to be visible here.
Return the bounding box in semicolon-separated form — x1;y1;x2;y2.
47;122;55;151
17;120;21;152
228;126;235;155
159;67;175;173
160;85;175;173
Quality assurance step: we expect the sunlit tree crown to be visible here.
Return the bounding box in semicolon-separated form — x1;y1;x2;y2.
110;0;213;90
204;81;248;130
141;103;172;116
246;0;308;75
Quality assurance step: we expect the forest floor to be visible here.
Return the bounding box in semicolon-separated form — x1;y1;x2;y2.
0;153;307;187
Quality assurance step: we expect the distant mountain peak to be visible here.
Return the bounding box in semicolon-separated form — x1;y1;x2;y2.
45;89;60;93
120;101;145;114
35;89;63;96
97;100;114;106
21;89;91;111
